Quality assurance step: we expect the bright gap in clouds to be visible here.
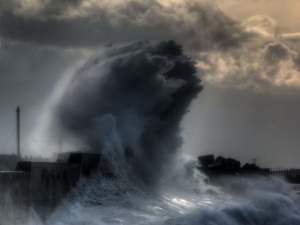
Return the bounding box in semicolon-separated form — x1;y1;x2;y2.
217;0;300;33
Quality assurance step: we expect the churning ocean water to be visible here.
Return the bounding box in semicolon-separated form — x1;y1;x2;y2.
25;40;300;225
42;160;300;225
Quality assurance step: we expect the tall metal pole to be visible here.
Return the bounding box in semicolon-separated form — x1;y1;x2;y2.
16;106;20;158
59;128;62;153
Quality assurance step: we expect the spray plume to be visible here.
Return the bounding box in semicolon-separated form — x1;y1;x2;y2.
56;40;202;184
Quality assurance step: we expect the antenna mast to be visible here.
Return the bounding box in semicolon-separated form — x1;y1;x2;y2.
16;106;21;158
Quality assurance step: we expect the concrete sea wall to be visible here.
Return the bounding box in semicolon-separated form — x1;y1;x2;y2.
0;153;101;224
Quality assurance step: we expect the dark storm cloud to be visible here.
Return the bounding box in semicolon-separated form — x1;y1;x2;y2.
183;12;300;92
27;0;82;18
263;41;296;64
0;0;252;50
0;12;104;48
0;0;82;18
199;40;300;92
56;40;202;184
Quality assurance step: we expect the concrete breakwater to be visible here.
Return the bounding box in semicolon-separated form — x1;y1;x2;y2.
198;154;300;194
0;152;101;224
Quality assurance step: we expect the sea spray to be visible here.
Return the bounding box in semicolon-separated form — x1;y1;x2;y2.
163;177;300;225
44;40;300;225
55;40;202;185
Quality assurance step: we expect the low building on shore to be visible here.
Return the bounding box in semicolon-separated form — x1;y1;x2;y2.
0;152;102;224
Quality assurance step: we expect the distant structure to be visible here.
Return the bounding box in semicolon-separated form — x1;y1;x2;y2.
22;155;50;162
197;154;269;181
270;168;300;185
198;154;300;193
0;154;19;171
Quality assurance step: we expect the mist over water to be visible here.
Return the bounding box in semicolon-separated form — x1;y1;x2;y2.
25;40;300;225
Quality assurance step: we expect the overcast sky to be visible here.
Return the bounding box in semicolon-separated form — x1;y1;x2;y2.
0;0;299;168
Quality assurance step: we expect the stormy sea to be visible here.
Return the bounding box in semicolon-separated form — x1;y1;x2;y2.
28;40;300;225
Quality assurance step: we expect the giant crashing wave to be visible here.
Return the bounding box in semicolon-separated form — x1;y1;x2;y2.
55;40;202;186
44;40;300;225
